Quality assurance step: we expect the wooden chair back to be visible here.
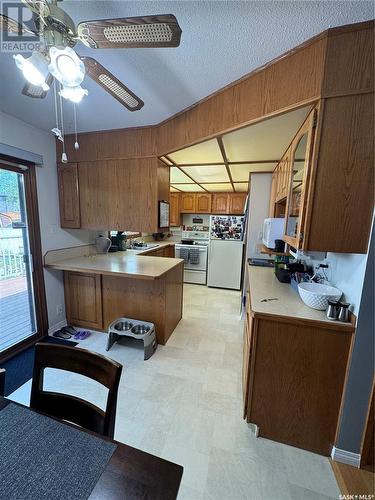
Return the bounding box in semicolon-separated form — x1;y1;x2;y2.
30;343;122;438
0;368;5;397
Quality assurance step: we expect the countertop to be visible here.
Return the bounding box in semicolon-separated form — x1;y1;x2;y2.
45;242;182;280
247;265;354;329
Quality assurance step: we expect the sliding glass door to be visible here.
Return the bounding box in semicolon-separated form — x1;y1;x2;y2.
0;166;38;353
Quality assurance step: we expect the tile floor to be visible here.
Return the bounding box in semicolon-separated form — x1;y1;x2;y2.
9;284;341;500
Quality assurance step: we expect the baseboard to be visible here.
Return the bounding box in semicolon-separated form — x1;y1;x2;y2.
48;319;67;336
331;446;361;468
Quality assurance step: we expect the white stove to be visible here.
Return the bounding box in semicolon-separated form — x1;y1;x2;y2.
175;230;209;285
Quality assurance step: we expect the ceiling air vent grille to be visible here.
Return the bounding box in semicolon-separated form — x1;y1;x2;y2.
103;24;172;43
98;74;139;108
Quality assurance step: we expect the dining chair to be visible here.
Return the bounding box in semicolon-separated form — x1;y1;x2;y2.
0;368;5;397
30;343;122;439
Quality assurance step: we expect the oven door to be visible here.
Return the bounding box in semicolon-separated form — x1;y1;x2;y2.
175;245;208;271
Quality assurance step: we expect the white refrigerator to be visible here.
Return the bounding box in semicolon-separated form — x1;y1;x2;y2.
207;215;244;290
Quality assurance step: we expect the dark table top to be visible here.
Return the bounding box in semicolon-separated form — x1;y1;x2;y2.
0;397;183;500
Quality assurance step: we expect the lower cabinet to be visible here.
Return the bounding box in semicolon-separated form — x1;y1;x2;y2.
142;245;175;257
243;308;354;456
64;272;103;330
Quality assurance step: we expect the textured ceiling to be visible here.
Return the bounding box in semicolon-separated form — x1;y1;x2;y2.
0;1;372;133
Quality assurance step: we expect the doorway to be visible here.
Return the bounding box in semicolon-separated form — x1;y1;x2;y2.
0;161;47;358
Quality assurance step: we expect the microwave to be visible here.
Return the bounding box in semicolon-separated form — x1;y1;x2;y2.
262;218;285;248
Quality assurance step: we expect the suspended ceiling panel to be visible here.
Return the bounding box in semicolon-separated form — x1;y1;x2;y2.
233;183;248;192
170;186;179;192
201;183;233;192
222;106;311;162
171;184;204;192
168;139;222;164
229;163;277;181
170;167;192;183
181;165;229;183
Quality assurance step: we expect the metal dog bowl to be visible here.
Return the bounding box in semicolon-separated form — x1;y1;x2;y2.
114;321;133;332
131;324;150;336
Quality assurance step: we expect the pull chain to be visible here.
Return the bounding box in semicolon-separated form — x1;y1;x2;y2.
58;82;67;163
73;103;79;150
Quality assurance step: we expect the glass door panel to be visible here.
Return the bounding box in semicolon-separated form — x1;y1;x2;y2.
285;133;308;239
0;168;36;352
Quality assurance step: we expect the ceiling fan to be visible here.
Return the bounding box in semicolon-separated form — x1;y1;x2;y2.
0;0;182;110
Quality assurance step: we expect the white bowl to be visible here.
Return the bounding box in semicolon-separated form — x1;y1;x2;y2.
298;282;342;310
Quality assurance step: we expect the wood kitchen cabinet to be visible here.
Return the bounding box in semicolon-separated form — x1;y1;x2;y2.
141;245;175;258
243;269;355;456
180;193;196;213
196;193;212;213
229;193;247;214
58;158;170;233
169;193;180;226
64;272;102;330
212;193;229;213
57;163;80;228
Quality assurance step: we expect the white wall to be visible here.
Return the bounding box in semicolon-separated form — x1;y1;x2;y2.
0;110;95;329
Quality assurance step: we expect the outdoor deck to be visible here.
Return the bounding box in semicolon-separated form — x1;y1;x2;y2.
0;277;34;353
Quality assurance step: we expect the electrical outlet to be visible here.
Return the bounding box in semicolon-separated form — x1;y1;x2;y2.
56;304;63;316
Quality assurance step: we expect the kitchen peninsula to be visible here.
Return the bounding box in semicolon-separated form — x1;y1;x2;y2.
44;244;183;345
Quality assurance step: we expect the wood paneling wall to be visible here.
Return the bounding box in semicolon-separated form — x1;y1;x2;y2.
56;20;373;163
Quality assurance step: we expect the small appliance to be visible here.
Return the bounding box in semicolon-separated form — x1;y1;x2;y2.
262;218;285;249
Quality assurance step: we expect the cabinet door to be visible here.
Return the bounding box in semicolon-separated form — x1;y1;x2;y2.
268;172;277;217
196;193;212;213
57;163;81;228
169;193;180;226
229;193;246;214
164;245;175;257
284;110;316;249
180;193;196;213
243;310;254;419
212;193;229;214
64;272;102;329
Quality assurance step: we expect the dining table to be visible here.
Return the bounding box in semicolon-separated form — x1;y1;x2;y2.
0;396;183;499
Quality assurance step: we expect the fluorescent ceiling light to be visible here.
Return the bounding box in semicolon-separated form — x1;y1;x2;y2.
14;52;50;91
60;85;88;103
49;47;85;87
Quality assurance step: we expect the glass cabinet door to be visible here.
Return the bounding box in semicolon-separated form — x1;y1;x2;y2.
284;110;315;249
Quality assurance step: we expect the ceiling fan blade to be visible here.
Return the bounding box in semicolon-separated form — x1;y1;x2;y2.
0;13;36;35
81;57;144;111
77;14;182;49
22;74;53;99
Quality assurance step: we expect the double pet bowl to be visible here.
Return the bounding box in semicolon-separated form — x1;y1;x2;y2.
106;317;157;360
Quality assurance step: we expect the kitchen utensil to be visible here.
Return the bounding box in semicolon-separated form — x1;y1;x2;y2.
95;235;111;254
298;282;342;310
338;302;350;322
326;300;339;320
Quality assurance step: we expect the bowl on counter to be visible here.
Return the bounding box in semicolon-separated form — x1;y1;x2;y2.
298;282;342;310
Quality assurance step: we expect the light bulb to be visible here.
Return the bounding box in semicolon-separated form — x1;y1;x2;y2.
49;47;85;87
14;52;50;91
60;85;88;103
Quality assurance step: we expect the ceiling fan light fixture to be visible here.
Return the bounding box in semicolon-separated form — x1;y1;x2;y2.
49;47;85;87
60;85;88;103
14;52;50;91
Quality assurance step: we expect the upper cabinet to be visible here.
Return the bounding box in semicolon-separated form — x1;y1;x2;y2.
196;193;212;213
229;193;247;214
57;163;81;229
180;193;196;213
169;193;180;226
284;112;315;249
58;158;170;233
212;193;229;214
